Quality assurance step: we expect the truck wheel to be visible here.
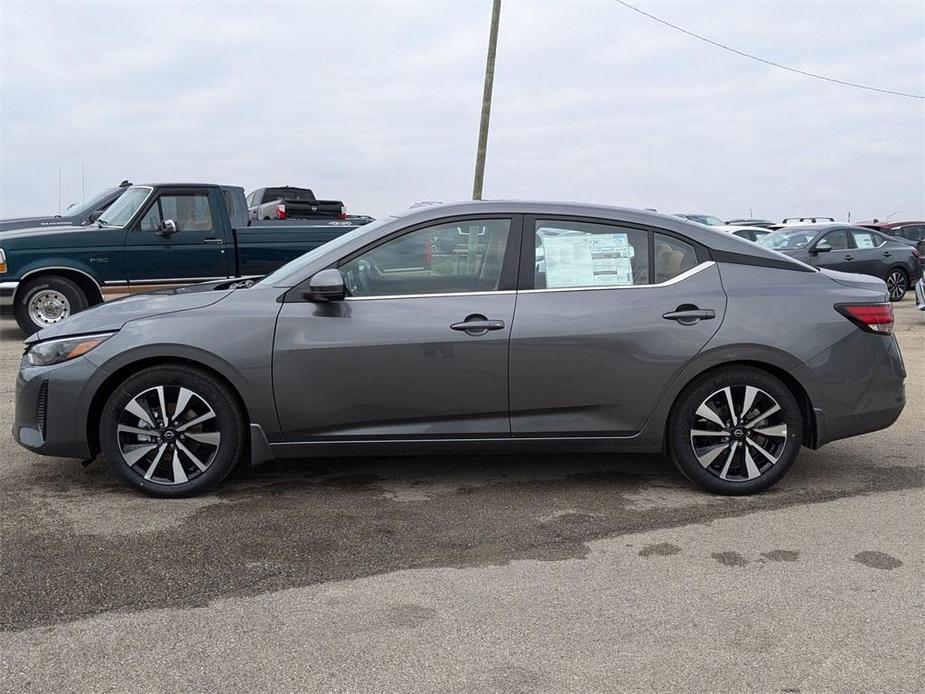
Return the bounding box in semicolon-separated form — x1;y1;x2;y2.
14;275;89;335
99;364;247;497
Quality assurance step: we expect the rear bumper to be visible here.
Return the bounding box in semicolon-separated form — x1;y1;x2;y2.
794;333;906;447
0;280;17;315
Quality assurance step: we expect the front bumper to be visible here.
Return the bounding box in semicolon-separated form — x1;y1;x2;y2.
13;353;105;459
0;280;17;315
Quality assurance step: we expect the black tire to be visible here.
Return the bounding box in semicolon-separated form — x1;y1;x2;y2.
99;365;246;497
885;267;908;302
667;366;803;495
14;275;89;336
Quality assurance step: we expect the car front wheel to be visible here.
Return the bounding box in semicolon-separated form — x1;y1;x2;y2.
99;365;246;497
667;367;803;495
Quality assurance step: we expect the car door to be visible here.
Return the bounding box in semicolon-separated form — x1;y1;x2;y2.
508;216;726;435
124;187;232;286
847;228;888;278
811;229;854;273
272;215;520;440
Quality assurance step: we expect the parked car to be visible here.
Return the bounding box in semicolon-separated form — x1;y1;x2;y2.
246;186;346;221
674;213;771;241
726;219;776;229
13;202;905;498
856;220;925;255
0;180;132;232
757;224;922;301
0;183;370;334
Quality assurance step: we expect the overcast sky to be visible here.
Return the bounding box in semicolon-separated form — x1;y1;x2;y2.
1;0;922;221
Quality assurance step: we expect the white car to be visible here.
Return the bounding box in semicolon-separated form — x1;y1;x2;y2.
915;276;924;311
674;214;772;243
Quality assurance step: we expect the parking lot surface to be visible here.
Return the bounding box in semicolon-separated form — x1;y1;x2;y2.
1;300;923;693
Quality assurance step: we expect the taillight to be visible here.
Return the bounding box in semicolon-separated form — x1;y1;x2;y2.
338;205;347;221
275;203;286;220
835;303;894;334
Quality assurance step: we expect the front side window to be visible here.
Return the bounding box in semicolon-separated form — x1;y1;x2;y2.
534;220;649;289
340;219;511;298
139;194;213;232
822;230;849;250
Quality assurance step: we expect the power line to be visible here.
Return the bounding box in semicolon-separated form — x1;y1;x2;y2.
614;0;924;100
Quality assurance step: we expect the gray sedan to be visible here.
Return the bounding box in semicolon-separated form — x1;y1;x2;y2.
13;202;906;497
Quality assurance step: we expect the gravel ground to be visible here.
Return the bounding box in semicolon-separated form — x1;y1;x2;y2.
1;299;923;693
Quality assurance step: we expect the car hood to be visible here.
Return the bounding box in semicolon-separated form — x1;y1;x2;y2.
0;222;89;240
0;216;79;233
25;280;242;343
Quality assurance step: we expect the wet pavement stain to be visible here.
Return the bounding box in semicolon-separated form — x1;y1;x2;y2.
2;457;923;632
638;542;681;557
712;551;749;567
761;550;799;562
852;550;903;570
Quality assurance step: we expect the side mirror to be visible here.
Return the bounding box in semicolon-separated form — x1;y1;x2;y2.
812;240;832;254
157;219;179;237
88;209;105;223
304;268;346;302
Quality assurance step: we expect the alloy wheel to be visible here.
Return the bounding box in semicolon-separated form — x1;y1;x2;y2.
28;290;70;326
689;385;789;482
886;271;907;301
116;385;221;485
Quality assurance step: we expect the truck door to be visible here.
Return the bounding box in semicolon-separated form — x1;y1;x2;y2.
124;187;232;288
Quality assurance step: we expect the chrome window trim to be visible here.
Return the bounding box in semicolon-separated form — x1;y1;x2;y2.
342;262;715;301
521;261;715;294
346;289;516;301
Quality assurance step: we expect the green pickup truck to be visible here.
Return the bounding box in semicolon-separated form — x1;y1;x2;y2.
0;183;369;334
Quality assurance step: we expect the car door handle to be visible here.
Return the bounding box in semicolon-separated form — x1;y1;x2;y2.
450;316;505;335
202;237;224;245
662;308;716;324
844;255;854;261
882;251;892;257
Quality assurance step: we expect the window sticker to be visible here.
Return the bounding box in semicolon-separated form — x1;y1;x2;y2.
539;229;634;288
854;234;875;249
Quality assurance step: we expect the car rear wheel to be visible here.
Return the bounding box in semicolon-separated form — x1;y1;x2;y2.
99;365;246;497
885;268;908;302
668;367;803;495
14;275;89;335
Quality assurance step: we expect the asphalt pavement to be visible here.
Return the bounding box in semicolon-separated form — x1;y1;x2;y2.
1;299;922;693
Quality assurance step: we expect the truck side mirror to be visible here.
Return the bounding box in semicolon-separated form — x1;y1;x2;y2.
304;269;346;302
157;219;179;237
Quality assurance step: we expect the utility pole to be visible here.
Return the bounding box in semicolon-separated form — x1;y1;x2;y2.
58;168;62;214
472;0;501;200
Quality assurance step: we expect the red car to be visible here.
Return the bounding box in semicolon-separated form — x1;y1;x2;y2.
856;220;925;255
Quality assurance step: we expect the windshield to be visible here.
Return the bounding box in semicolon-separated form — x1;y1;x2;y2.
757;228;817;250
688;215;725;226
97;187;152;227
66;187;120;217
258;216;397;287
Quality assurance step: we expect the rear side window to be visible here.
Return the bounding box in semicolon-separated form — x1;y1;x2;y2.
653;233;697;283
850;230;880;249
224;190;235;218
534;220;649;289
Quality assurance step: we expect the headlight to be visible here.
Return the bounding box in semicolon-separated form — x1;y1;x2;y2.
26;333;115;366
0;249;7;274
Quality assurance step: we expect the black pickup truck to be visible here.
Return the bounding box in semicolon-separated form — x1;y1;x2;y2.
0;181;132;232
0;183;370;334
246;186;346;221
